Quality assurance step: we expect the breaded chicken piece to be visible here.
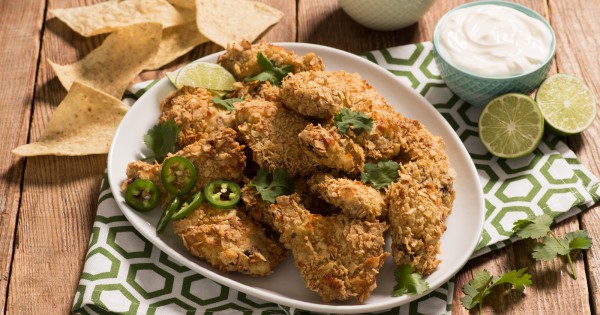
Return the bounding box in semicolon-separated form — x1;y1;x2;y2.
230;80;280;102
177;128;246;192
298;124;365;173
280;70;381;119
160;86;236;148
172;203;286;276
269;194;388;302
355;104;404;161
218;40;324;80
307;173;385;221
122;129;246;202
235;100;319;176
387;118;456;275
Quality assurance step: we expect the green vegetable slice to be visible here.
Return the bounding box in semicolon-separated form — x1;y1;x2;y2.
172;191;203;220
161;156;197;196
204;180;241;209
157;196;180;233
124;179;161;212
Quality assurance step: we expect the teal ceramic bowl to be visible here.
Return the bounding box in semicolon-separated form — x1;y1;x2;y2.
433;1;555;107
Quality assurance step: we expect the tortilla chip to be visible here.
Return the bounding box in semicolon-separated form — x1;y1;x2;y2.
13;82;129;156
144;22;209;70
51;0;193;37
167;0;195;9
195;0;283;48
49;22;162;98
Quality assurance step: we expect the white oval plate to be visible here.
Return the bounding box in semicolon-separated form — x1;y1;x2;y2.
108;42;484;314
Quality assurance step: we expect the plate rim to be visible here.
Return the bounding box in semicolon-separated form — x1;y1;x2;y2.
107;42;484;314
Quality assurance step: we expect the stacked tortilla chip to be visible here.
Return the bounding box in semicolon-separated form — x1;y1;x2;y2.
14;0;283;156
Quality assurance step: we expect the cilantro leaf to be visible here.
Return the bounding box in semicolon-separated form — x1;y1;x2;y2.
248;168;294;203
461;268;531;313
512;214;553;239
392;265;429;296
333;107;373;135
532;235;569;261
245;52;293;86
361;160;399;189
143;118;179;163
565;230;592;250
212;97;243;112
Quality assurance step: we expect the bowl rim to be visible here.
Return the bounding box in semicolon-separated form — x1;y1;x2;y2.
432;0;556;80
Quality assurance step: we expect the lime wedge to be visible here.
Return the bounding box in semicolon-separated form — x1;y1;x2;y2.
174;62;236;91
165;70;178;86
535;73;596;136
479;93;544;159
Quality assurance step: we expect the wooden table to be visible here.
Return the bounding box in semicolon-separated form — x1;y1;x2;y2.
1;0;598;313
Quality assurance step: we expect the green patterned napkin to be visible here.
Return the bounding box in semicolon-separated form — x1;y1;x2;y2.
72;42;599;315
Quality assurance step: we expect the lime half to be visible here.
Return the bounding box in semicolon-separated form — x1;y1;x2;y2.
479;93;544;159
174;62;236;91
536;73;596;136
165;71;178;86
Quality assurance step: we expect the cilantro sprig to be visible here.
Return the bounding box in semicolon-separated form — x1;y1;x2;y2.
333;108;373;135
143;118;179;163
245;52;293;86
512;214;592;279
392;265;429;296
212;97;243;112
248;168;294;203
461;268;532;314
361;160;399;189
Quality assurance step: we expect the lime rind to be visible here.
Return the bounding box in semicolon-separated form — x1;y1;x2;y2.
479;93;544;159
174;61;236;91
536;73;596;136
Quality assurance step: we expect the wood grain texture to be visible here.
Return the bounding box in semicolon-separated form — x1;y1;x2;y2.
0;0;46;313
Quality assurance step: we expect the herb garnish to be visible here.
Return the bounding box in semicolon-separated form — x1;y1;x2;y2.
333;107;373;135
392;265;429;296
512;214;592;279
461;268;532;314
361;160;400;189
245;52;293;86
212;97;243;112
143;118;179;163
249;168;294;203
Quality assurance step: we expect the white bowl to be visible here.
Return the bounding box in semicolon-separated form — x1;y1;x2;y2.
339;0;436;31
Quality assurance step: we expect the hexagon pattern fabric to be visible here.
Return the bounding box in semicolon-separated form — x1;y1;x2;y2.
73;42;599;314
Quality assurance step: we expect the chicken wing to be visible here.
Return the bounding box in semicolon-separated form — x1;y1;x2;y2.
159;86;236;148
269;194;388;302
172;203;286;276
218;40;324;80
307;173;385;221
235;100;319;176
297;124;365;174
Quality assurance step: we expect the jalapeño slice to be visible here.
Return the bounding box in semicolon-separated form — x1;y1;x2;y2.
161;156;197;195
204;180;241;209
125;179;160;212
157;196;180;233
172;191;203;220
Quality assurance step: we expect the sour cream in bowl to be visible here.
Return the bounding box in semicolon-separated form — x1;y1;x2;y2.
433;1;555;107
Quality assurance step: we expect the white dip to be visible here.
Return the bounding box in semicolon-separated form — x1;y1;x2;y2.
437;4;552;77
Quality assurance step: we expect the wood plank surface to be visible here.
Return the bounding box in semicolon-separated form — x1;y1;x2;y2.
0;0;46;313
3;0;599;313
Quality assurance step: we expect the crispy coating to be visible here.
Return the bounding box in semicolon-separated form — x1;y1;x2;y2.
121;161;170;204
235;100;319;176
269;194;388;302
160;86;236;148
176;128;246;192
172;203;286;276
298;124;365;173
218;40;324;80
386;117;456;275
307;173;385;221
280;71;377;119
230;80;281;102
